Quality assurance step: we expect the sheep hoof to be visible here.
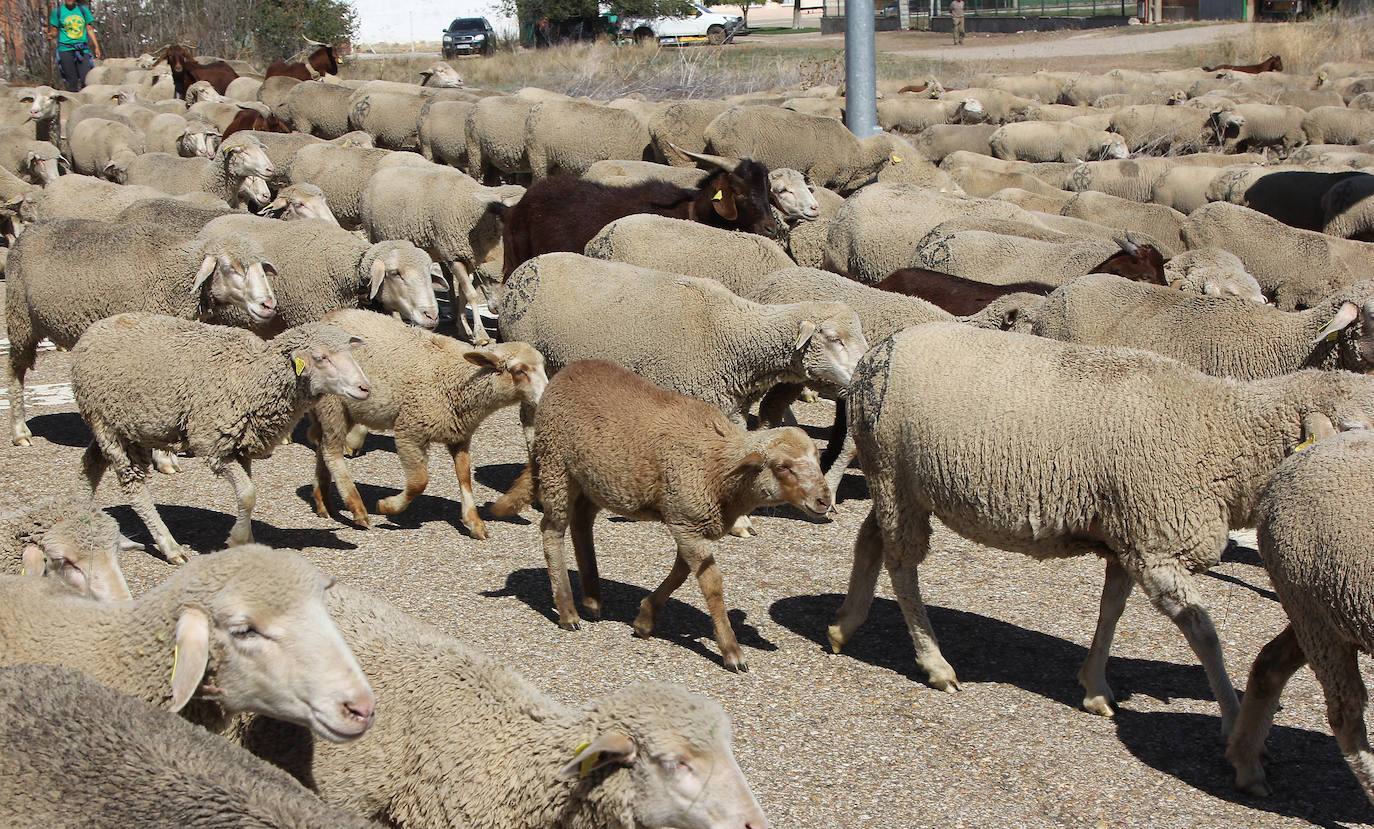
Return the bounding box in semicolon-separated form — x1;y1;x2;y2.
932;677;961;693
465;514;488;540
164;546;192;565
350;513;370;529
581;600;601;621
376;496;406;515
799;388;820;403
559;619;581;631
632;619;654;639
826;624;846;654
1081;693;1116;717
1234;772;1272;799
12;437;31;447
280;435;293;446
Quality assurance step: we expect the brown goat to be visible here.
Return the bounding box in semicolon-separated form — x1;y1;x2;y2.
494;359;831;672
154;45;238;99
1203;55;1283;74
222;106;290;138
266;43;347;81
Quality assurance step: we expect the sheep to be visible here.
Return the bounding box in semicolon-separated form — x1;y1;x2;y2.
258;73;302;113
1106;104;1214;153
1032;274;1374;378
1059;190;1187;254
199;214;444;334
143;111;217;157
1206;167;1361;230
0;665;380;828
465;94;539;183
66;116;143;179
703;105;913;193
30;174;228;221
937;87;1035;123
821;182;1028;283
233;127;370;189
0;497;136;601
359;164;522;343
781;96;844;120
16;85;68;144
231;583;768;828
419;60;464;87
583;214;796;297
988;121;1128;164
1161;247;1267;302
121;137;273;209
0;544;375;739
309;308;546;537
1216;103;1307;154
833;321;1374;738
647;99;731;166
348;88;431;150
496;254;867;428
912;123;998;162
582;157;715;189
0;126;64;184
1064;155;1264;202
286;142;430;230
524;99;652;180
72;313;371;562
1303;106;1374;145
114;196;232;234
941;154;1067;199
1148;165;1225;214
277;80;354;138
1322;173;1374;241
418;97;476;167
911;228;1164;288
1182;202;1374;310
1227;429;1374;802
225;75;264;100
875;97;960;133
6;222;278;448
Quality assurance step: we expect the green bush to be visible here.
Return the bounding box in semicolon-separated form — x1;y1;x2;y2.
251;0;358;62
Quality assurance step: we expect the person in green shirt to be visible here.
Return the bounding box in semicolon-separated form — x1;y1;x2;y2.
47;1;101;92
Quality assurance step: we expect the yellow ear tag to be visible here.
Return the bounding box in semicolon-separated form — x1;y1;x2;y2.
1293;435;1316;453
712;190;723;201
293;356;307;376
891;154;902;163
1325;330;1340;343
573;741;601;779
170;643;179;685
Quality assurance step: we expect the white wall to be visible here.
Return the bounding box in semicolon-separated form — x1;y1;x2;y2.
351;0;518;44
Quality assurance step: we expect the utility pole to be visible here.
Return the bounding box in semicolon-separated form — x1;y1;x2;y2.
844;0;879;137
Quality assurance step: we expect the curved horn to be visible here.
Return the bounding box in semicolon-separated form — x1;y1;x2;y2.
669;143;741;173
1113;235;1139;254
1124;230;1143;248
302;34;329;46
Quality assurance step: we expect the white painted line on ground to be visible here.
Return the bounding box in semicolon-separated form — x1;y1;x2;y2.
0;382;74;411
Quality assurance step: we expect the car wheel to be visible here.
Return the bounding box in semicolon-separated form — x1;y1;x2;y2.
707;24;726;45
635;28;657;46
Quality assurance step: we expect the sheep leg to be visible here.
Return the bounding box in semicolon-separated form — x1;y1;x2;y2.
757;383;802;429
824;439;857;507
676;536;747;672
633;552;691;640
1137;560;1239;737
1227;624;1306;798
1303;633;1374;804
114;443;188;564
152;448;183;474
448;440;486;540
215;457;257;547
6;330;36;447
1078;557;1134;717
828;510;884;654
539;475;580;630
880;509;957;691
344;423;369;456
727;515;757;538
450;260;492;346
569;494;601;620
377;438;429;516
322;443;368;527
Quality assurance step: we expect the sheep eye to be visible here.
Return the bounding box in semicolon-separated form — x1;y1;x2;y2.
229;624;262;639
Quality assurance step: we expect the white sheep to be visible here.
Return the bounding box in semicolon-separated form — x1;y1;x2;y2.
277;80;354;138
1161;247;1267;302
1228;428;1374;802
0;664;379;828
833;321;1374;738
464;94;539;183
418;97;476;167
524;99;651;180
0;126;64;184
286;141;430;230
0;545;375;740
6;221;278;448
29;174;227;221
72;313;371;563
0;497;138;601
121;136;274;209
989;121;1129;163
583;214;795;296
230;582;769;828
66;116;143;179
310;308;546;538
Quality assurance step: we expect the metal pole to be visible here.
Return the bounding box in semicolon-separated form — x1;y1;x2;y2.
899;0;911;30
844;0;879;136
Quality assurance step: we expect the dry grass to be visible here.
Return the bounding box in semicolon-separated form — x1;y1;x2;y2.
1178;11;1374;75
340;41;949;99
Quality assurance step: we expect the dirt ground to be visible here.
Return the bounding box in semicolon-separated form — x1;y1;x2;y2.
4;288;1374;828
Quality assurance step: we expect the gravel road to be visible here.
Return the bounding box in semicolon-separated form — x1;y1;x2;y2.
3;296;1372;828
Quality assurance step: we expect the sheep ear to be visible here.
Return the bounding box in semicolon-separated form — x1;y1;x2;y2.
734;451;767;475
1302;412;1337;444
1313;301;1360;344
1202;281;1224;297
191;254;217;294
558;731;637;781
368;257;387;299
463;350;502;370
793;319;817;351
20;544;45;577
169;607;211;713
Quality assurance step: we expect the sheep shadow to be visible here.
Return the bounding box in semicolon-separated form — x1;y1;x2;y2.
474;461;528;499
483;567;778;670
769;593;1214;709
293;482;487;540
106;503;356;561
1113;708;1373;826
23;412;90;447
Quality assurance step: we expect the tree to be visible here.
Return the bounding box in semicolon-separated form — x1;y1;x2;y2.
704;0;783;30
501;0;695;42
251;0;358;62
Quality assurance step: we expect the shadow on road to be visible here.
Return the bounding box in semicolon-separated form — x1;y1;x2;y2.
25;412;90;447
106;503;356;560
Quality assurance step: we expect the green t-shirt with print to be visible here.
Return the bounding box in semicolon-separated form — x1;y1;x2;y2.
49;5;93;50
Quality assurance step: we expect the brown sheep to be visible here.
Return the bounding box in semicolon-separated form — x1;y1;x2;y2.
495;359;831;672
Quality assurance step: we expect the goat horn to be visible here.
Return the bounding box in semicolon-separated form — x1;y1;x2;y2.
1114;235;1138;254
302;34;329;46
671;143;741;173
1124;230;1142;247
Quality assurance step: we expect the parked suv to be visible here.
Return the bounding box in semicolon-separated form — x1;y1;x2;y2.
442;17;495;57
620;2;744;46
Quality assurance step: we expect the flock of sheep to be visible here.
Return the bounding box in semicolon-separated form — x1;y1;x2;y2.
4;40;1374;826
